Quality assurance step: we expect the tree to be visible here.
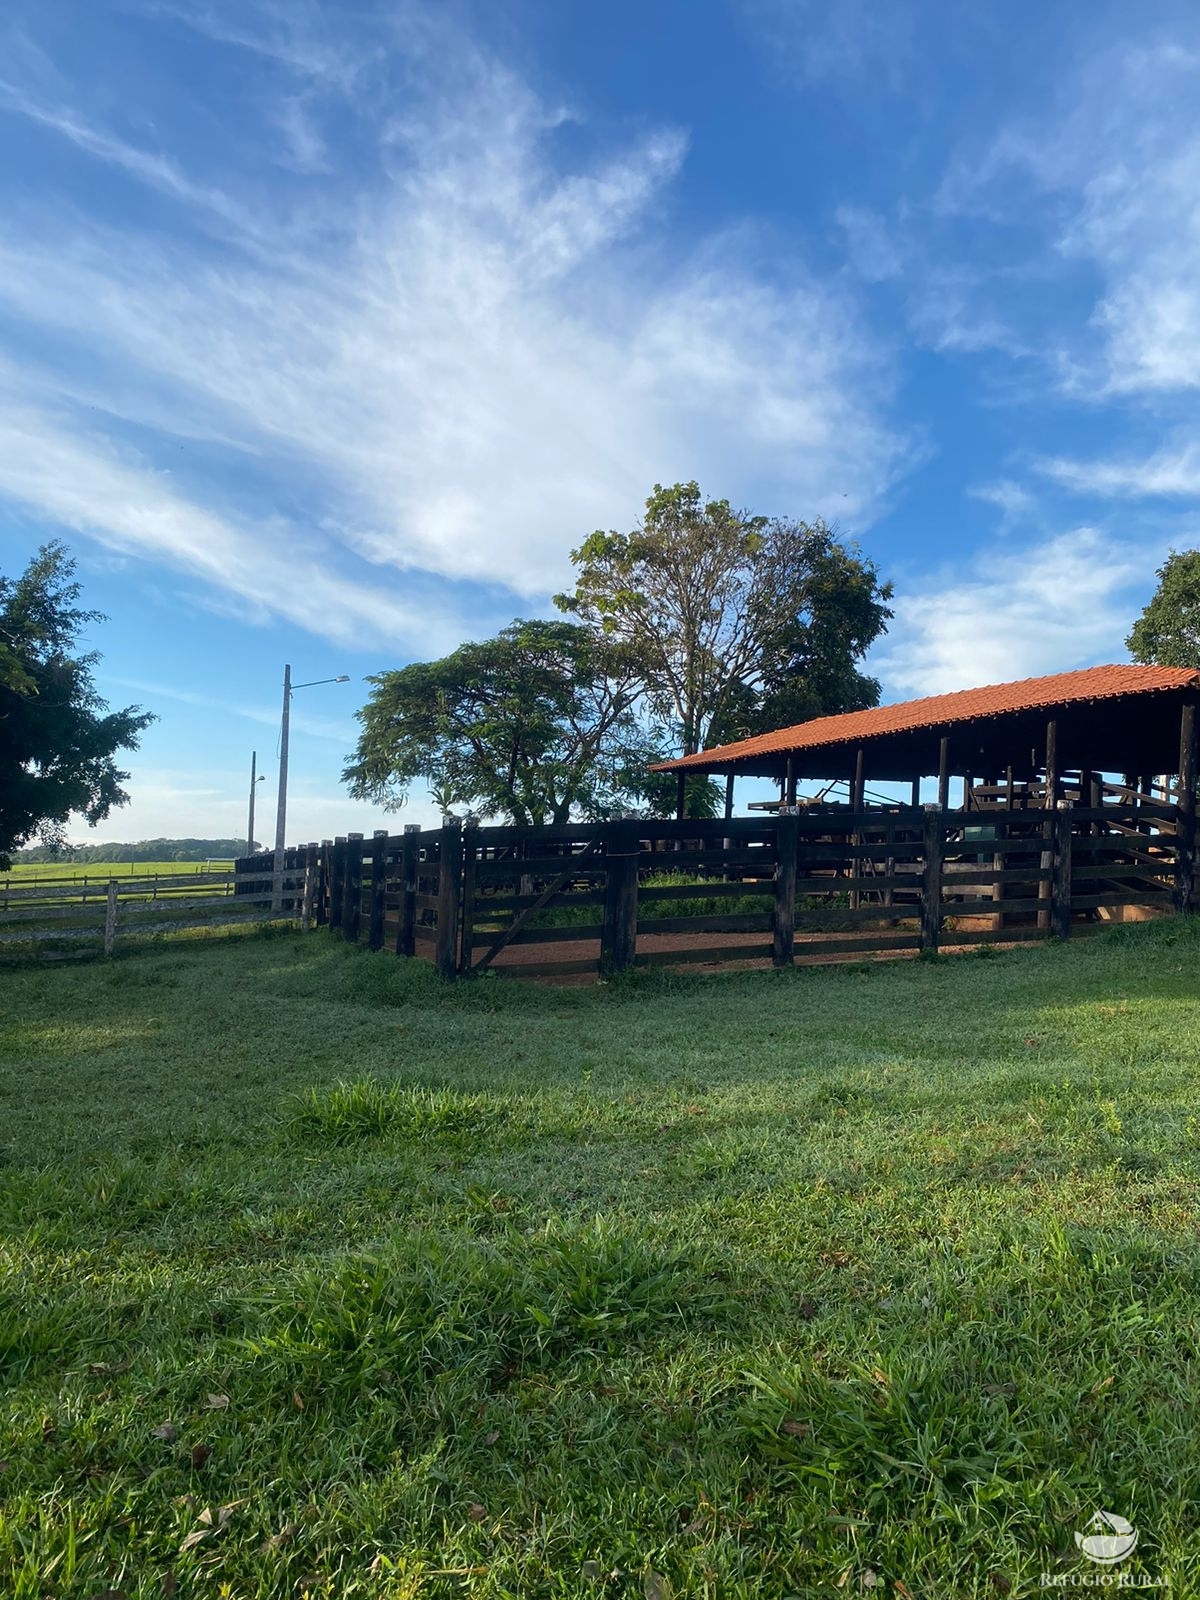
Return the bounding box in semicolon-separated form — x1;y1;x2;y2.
0;544;153;868
554;482;893;756
344;619;658;825
1127;550;1200;668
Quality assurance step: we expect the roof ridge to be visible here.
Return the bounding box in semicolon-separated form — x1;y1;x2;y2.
652;663;1200;771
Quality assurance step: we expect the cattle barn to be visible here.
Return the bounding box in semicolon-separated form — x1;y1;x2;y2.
653;664;1200;819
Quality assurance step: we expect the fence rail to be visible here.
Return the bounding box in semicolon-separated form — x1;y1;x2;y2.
0;867;308;952
254;798;1194;979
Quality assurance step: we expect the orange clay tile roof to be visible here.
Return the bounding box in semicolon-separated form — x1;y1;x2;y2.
652;664;1200;770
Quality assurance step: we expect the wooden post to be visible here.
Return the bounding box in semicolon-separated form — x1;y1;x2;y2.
329;837;346;937
601;819;639;976
104;879;118;956
849;748;865;911
397;824;420;957
785;756;797;808
300;856;315;933
459;822;478;974
724;772;735;822
910;777;921;809
1175;701;1197;914
1051;801;1073;938
316;840;332;927
1006;766;1015;811
675;770;687;821
342;833;364;941
435;819;463;979
1038;720;1058;930
367;830;388;950
920;807;942;954
1044;718;1059;807
773;812;798;967
937;736;950;812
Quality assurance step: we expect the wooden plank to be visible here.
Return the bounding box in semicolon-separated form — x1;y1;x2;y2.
636;942;774;968
475;887;607;914
473;857;610;882
1070;891;1173;910
634;880;769;904
1072;863;1173;884
473;835;604;971
2;873;236;900
793;873;920;894
1052;806;1073;939
944;896;1048;916
471;921;605;946
799;931;923;957
103;881;118;955
638;912;773;936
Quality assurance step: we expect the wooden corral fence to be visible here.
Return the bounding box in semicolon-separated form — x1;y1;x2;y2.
249;793;1195;980
0;866;310;953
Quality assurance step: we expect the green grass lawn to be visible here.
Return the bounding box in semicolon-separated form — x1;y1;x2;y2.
2;924;1198;1598
4;861;236;883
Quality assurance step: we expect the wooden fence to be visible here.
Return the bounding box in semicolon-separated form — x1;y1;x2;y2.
0;867;309;953
250;797;1193;980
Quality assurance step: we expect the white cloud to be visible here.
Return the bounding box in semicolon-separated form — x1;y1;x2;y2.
876;527;1148;697
940;37;1200;398
740;0;917;89
0;9;909;635
0;379;464;649
970;479;1036;519
1036;442;1200;498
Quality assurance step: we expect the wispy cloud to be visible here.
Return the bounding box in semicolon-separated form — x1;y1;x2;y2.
0;4;910;647
970;479;1037;519
877;527;1149;697
1036;442;1200;498
936;35;1200;399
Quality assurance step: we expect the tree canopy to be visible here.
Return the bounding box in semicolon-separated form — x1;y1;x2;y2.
16;838;247;865
554;482;893;755
1127;550;1200;669
344;619;675;825
0;543;153;868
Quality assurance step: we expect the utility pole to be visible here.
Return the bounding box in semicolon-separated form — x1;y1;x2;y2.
273;665;292;911
271;666;350;912
247;750;264;858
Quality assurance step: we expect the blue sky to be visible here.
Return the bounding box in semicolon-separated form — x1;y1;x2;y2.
3;0;1200;843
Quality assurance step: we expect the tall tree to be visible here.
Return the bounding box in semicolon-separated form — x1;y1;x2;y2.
344;619;658;825
0;543;153;867
555;482;893;755
1127;550;1200;668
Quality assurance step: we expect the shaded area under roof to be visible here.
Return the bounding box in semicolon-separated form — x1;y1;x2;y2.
651;665;1200;783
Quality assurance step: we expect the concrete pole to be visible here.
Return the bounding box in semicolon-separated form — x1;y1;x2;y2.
273;664;291;912
247;750;258;858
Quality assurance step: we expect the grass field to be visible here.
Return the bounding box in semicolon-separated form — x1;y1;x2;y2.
4;860;236;885
2;923;1199;1597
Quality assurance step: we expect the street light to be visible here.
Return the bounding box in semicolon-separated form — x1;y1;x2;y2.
247;750;266;857
273;665;351;906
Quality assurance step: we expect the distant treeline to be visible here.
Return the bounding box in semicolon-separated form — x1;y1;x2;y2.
16;838;254;864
